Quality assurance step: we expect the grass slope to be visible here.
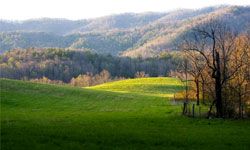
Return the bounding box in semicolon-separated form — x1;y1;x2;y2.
88;77;184;97
1;78;250;150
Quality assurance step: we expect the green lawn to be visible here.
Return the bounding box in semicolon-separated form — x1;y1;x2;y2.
1;78;250;150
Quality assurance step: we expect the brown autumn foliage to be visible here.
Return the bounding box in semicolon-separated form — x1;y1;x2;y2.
70;70;111;87
179;20;250;118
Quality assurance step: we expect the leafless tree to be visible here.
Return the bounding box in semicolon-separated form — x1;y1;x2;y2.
181;19;246;118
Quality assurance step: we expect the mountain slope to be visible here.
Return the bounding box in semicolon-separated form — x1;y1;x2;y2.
121;6;250;58
1;5;249;56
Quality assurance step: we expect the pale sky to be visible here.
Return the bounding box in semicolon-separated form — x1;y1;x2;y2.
0;0;249;20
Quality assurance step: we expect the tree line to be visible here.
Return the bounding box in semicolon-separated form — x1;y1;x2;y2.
0;48;182;83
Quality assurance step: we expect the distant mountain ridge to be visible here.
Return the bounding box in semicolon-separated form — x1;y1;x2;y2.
1;5;249;57
0;12;166;35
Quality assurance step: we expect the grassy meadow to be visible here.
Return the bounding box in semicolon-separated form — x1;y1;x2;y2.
1;78;250;150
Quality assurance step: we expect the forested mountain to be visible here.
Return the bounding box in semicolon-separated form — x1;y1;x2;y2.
0;5;249;57
121;6;250;57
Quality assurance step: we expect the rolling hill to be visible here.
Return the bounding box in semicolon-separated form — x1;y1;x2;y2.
1;78;250;149
1;5;250;57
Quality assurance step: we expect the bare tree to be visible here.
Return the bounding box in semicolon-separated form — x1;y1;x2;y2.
183;51;206;105
181;19;243;118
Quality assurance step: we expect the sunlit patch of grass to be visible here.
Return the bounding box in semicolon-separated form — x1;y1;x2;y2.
88;77;184;98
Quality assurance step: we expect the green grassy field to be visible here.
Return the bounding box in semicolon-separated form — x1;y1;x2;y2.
1;78;250;150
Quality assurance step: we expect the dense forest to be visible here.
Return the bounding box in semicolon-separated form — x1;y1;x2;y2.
0;48;182;83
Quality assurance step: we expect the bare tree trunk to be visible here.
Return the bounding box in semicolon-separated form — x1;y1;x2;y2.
202;81;205;104
215;52;223;118
208;100;216;118
195;78;200;105
184;59;189;103
238;90;242;118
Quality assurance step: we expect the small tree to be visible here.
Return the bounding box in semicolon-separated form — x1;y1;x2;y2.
135;71;148;78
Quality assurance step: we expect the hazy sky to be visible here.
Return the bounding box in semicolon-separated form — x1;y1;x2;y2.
0;0;249;20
